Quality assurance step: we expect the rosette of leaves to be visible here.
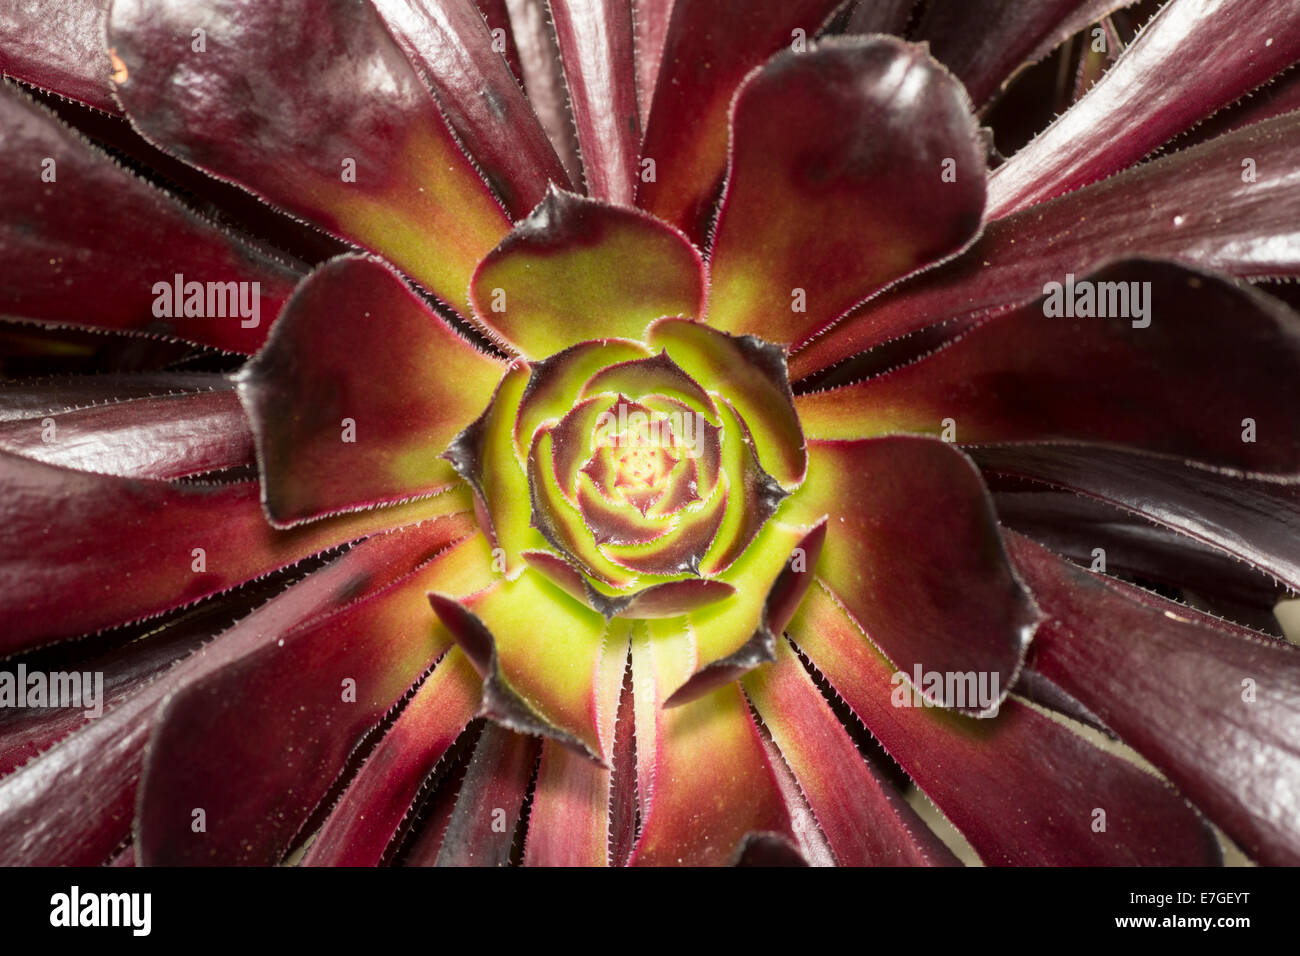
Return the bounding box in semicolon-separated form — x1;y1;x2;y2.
2;0;1300;868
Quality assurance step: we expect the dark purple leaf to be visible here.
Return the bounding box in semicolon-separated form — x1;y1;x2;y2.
0;450;472;654
0;0;117;112
108;0;511;313
798;261;1300;475
844;0;917;35
0;86;301;353
918;0;1137;109
301;649;482;866
789;437;1041;712
632;0;676;128
0;524;465;865
136;533;493;865
987;0;1300;217
637;0;846;244
425;723;539;867
744;637;961;865
501;0;584;185
1009;532;1300;866
706;37;986;349
550;0;640;205
373;0;571;218
0;388;252;479
238;255;504;526
976;443;1300;593
793;113;1300;378
790;584;1222;865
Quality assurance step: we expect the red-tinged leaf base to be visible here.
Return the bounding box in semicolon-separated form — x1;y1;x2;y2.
785;437;1039;711
0;522;471;866
430;569;612;762
629;624;794;865
706;37;986;348
524;623;629;866
239;255;504;526
136;533;498;865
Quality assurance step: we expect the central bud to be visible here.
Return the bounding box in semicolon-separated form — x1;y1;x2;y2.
584;397;700;514
545;384;727;578
444;317;809;621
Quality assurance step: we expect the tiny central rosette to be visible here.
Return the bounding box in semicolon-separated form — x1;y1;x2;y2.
445;317;809;621
551;382;727;576
580;397;705;518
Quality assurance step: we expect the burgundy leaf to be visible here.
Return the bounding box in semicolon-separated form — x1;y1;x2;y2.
632;0;675;128
744;638;961;866
108;0;511;314
993;490;1284;616
789;584;1222;865
0;450;473;654
523;625;628;865
1008;532;1300;865
424;723;539;867
502;0;584;185
0;86;301;353
987;0;1300;217
550;0;640;205
637;0;846;244
0;595;258;777
372;0;571;218
474;0;525;82
975;443;1300;593
136;534;494;865
608;670;638;866
0;322;192;378
0;373;218;422
238;255;504;527
301;649;482;866
0;388;252;479
793;113;1300;378
917;0;1137;109
799;261;1300;475
790;437;1041;712
628;626;795;866
1010;667;1112;738
0;524;466;865
706;37;986;349
1182;64;1300;145
33;89;349;269
0;0;117;112
844;0;917;34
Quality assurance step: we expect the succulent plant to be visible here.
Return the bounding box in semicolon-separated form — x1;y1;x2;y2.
2;0;1300;868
